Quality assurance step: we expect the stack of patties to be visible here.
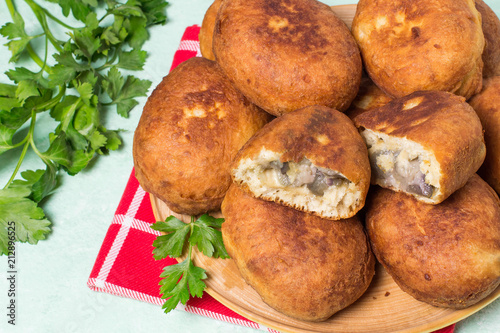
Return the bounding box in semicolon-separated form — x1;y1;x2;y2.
353;90;500;308
136;0;500;322
223;105;374;321
136;0;376;322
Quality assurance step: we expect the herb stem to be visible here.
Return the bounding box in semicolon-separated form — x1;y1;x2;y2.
5;0;15;16
96;50;119;71
26;44;47;70
40;34;49;74
2;139;30;190
98;12;110;23
35;85;66;111
2;109;37;189
41;7;80;30
27;110;50;166
8;136;29;150
188;216;195;260
24;0;64;52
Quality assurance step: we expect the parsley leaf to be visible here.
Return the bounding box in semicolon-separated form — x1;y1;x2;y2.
152;216;190;259
53;50;91;72
6;67;49;88
41;134;72;167
0;11;36;62
102;66;151;117
151;214;229;314
11;167;57;203
89;130;107;150
0;124;17;154
102;129;122;151
16;80;40;104
47;64;77;87
124;17;148;49
0;83;20;112
0;186;51;255
140;0;169;26
117;48;147;70
47;0;95;22
66;149;94;175
190;214;229;259
110;3;146;18
159;259;207;313
75;81;93;104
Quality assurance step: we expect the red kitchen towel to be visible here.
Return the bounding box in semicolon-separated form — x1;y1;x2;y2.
87;25;455;333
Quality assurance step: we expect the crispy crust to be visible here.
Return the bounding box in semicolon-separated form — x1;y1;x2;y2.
354;90;486;204
345;76;393;120
469;76;500;194
366;174;500;309
133;57;271;215
352;0;484;99
476;0;500;77
213;0;362;116
199;0;221;60
221;184;375;321
231;105;371;219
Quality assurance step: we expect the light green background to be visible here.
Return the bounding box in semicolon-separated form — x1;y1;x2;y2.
0;0;499;332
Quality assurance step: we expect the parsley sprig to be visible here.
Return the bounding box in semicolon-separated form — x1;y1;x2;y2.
151;214;230;314
0;0;167;255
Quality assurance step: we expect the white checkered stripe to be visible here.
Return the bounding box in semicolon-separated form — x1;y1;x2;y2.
178;39;202;57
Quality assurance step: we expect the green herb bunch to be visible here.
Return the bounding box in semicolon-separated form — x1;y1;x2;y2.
0;0;168;255
151;214;230;313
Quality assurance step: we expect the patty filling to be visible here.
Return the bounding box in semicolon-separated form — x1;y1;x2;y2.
232;148;364;219
258;158;350;196
372;150;435;198
360;129;439;199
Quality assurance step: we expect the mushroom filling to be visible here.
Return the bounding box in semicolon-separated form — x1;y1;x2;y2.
260;158;349;196
371;150;435;198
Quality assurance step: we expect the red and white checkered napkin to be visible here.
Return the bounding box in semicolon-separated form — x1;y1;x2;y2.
87;25;455;333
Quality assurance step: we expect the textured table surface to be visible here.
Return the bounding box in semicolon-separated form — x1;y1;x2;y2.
0;0;499;332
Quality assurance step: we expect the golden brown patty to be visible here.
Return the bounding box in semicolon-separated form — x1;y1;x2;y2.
133;57;271;215
354;90;486;204
221;184;375;321
352;0;484;99
476;0;500;77
213;0;362;116
199;0;221;60
366;174;500;309
231;105;371;220
469;76;500;194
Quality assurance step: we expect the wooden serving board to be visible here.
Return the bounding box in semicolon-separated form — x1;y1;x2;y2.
151;194;500;333
149;4;500;333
